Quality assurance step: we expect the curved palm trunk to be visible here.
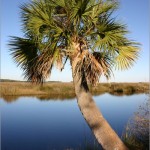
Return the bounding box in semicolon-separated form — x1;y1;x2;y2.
72;66;128;150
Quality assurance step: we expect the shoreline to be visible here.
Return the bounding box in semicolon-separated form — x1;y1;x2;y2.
0;81;149;97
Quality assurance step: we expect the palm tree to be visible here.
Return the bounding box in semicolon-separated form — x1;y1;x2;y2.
9;0;140;149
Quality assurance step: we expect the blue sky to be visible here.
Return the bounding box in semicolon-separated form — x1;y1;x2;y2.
1;0;149;82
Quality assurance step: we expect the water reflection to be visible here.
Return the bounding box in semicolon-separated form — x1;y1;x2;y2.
0;91;143;103
1;95;20;103
37;94;76;100
1;93;148;150
1;94;76;103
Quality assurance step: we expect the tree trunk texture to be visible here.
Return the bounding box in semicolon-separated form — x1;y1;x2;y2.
72;65;128;150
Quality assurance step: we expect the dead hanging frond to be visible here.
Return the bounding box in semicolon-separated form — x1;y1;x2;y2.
34;53;53;83
54;49;64;71
61;56;69;71
93;52;114;80
73;50;113;85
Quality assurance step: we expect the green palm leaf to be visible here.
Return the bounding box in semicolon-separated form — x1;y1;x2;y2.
115;45;140;70
9;0;140;84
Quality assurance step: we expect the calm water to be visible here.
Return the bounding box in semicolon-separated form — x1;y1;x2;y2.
1;93;147;150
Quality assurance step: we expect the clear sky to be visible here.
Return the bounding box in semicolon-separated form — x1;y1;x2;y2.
1;0;149;82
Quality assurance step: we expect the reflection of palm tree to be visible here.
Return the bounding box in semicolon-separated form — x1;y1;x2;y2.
9;0;140;149
122;97;149;150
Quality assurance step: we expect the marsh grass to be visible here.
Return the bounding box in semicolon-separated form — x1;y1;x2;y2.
0;81;149;99
0;82;44;96
109;82;149;95
1;86;18;95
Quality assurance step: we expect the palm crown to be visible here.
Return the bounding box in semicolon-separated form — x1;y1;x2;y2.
9;0;140;84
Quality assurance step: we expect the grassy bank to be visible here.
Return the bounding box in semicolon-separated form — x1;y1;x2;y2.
0;81;149;98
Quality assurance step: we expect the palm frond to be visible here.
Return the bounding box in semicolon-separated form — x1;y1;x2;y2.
91;16;129;52
9;36;38;67
20;0;53;38
9;0;141;84
9;36;54;83
115;45;140;70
